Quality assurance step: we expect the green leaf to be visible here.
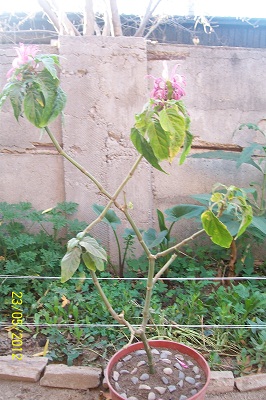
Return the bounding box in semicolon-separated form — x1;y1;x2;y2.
179;131;193;165
9;83;24;121
130;128;166;173
24;70;66;128
67;238;80;251
92;204;121;230
143;228;168;249
79;236;107;260
61;246;82;283
147;120;170;160
235;203;253;239
165;204;205;222
236;143;264;169
0;81;17;110
159;108;185;135
157;209;167;233
24;87;46;128
46;86;66;125
250;216;266;236
190;150;261;172
201;210;233;248
82;252;105;272
159;108;186;161
35;54;60;80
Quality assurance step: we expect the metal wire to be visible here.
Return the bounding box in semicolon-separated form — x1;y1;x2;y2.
0;275;265;281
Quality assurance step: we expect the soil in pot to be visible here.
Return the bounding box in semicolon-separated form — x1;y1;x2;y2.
108;344;209;400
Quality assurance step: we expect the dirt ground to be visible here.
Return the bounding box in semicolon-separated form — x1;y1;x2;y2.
0;380;266;400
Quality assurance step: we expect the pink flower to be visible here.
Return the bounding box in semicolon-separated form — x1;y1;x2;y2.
7;43;39;79
148;61;186;102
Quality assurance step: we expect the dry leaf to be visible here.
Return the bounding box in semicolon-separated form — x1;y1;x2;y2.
32;339;49;357
61;295;70;307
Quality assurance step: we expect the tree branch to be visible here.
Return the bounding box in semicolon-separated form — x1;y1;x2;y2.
134;0;162;37
109;0;122;36
83;0;95;36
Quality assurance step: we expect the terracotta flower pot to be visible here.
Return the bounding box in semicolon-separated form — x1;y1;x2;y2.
106;340;210;400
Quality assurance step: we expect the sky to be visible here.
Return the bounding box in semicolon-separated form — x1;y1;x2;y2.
0;0;265;18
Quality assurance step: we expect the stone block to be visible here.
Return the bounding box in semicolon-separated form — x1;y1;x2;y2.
39;364;102;389
207;370;234;394
235;373;266;392
0;355;48;382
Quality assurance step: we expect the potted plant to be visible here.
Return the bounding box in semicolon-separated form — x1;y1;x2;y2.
0;43;253;400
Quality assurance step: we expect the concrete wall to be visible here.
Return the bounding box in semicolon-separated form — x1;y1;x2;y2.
1;38;265;250
0;45;65;211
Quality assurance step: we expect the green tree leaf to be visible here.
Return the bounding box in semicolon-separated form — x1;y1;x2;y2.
67;238;80;251
159;108;186;161
190;150;262;172
179;131;193;165
147;120;169;160
92;204;121;231
159;108;185;134
250;215;266;235
165;204;205;222
46;86;66;124
9;82;24;121
157;209;168;233
82;252;105;272
61;246;82;283
201;210;233;248
35;54;60;80
235;201;253;239
24;70;66;128
24;86;46;128
130;128;166;173
79;237;107;260
143;228;168;249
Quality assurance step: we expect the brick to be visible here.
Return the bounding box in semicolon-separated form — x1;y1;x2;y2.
235;373;266;392
207;371;235;394
0;355;48;382
39;364;102;389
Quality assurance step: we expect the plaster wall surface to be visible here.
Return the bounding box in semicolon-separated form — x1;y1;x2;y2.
1;38;266;252
58;36;151;251
0;45;65;211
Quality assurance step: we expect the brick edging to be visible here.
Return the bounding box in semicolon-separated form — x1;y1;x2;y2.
0;356;265;393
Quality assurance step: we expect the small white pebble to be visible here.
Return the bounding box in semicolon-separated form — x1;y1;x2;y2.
123;355;132;362
193;366;200;374
163;367;173;375
148;392;156;400
113;371;120;381
155;387;166;395
137;360;146;367
139;384;151;390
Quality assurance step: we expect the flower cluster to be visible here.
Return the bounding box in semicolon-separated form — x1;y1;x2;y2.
148;61;186;102
7;43;39;80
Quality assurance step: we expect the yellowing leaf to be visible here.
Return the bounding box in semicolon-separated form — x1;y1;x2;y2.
61;295;70;308
42;207;54;214
32;339;49;357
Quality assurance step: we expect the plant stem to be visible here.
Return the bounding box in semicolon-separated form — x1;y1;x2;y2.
139;330;155;374
90;270;135;336
153;253;177;284
155;229;205;258
123;208;151;256
141;257;155;331
82;155;143;235
45;126;113;200
113;230;122;277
